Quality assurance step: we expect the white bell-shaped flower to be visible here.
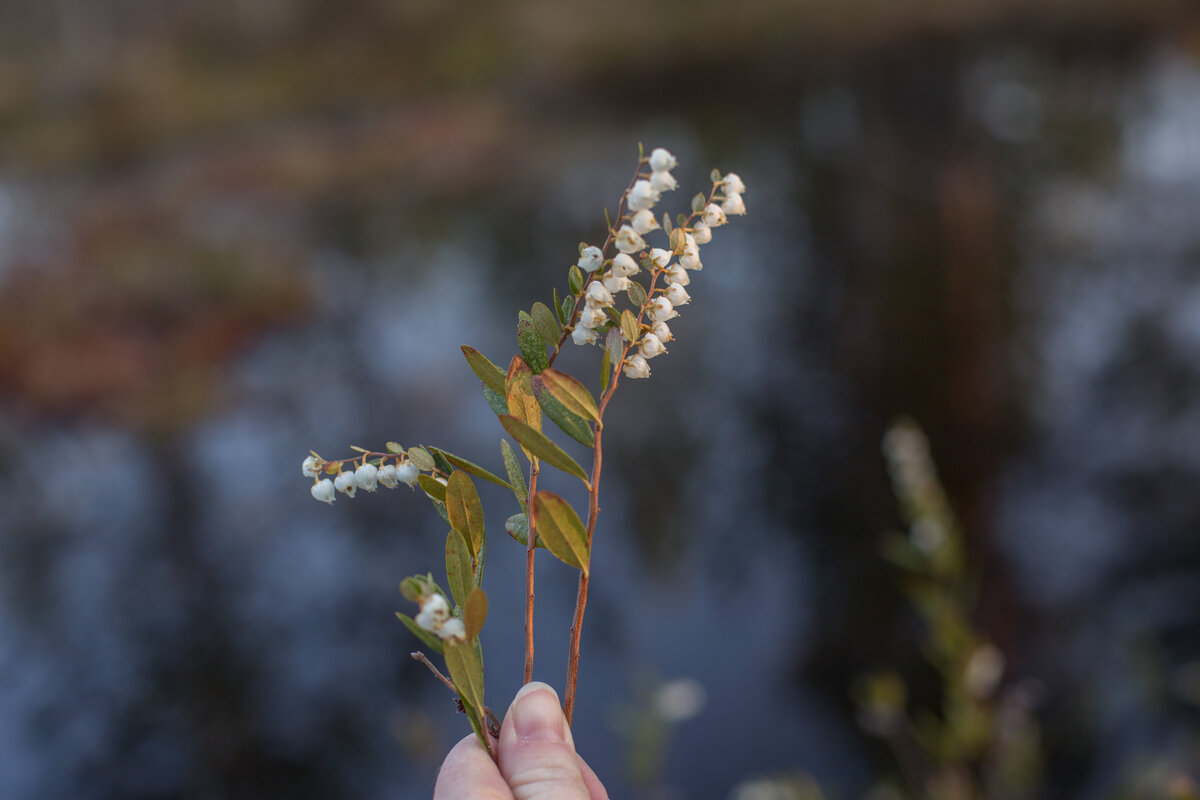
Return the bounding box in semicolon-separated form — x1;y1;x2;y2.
721;172;746;195
311;478;335;504
649;147;678;172
680;244;703;271
602;274;631;294
650;296;678;322
702;203;727;227
396;462;420;486
415;593;451;633
577;245;603;271
572;325;598;345
666;282;691;306
691;222;713;244
610;253;640;277
581;306;608;329
630;209;660;235
377;464;399;488
615;225;647;254
355;463;379;492
721;193;746;216
623;353;651;379
650;170;677;193
439;617;467;643
585;280;614;307
652;320;673;342
639;333;667;359
649;248;671;269
665;264;690;286
302;455;321;478
627;179;660;212
334;470;357;497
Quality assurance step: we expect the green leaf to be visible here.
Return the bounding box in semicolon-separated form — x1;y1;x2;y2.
444;640;486;741
505;512;531;546
568;264;584;295
386;441;404;454
531;302;561;348
537;368;600;422
505;358;542;440
603;306;622;325
445;528;473;608
662;212;673;234
483;385;509;416
531;491;590;574
627;280;647;307
676;212;688;228
445;471;485;558
532;379;594;448
429;447;453;475
464;588;487;641
620;309;640;344
408;446;436;472
518;311;548;374
600;347;611;394
418;474;446;502
669;227;686;253
396;612;444;655
501;439;527;512
561;295;575;326
691;192;705;213
400;573;440;603
461;346;507;395
711;168;722;183
553;287;565;324
430;497;450;525
499;416;591;487
430;447;510;489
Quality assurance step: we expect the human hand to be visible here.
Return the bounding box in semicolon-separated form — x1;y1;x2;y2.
433;681;609;800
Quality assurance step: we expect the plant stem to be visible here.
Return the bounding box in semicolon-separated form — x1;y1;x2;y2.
523;460;540;683
563;423;604;725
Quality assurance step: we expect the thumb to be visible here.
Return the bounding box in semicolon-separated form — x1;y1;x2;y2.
497;682;594;800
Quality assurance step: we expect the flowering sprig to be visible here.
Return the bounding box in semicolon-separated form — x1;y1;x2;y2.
300;145;747;754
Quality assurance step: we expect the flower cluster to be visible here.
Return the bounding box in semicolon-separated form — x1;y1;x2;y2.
303;452;421;504
568;147;747;381
414;592;466;643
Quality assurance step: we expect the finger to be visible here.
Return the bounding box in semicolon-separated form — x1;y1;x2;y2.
433;733;511;800
578;753;610;800
498;682;593;800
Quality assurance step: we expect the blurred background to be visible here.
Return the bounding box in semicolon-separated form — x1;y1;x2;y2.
1;1;1199;798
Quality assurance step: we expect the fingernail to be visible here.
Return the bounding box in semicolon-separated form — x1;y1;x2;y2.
511;681;565;742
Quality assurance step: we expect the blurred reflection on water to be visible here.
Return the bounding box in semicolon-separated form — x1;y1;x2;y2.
1;10;1199;799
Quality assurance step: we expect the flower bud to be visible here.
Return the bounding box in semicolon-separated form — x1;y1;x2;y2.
652;320;673;342
627;179;660;212
611;253;640;277
691;222;713;244
685;233;698;250
355;463;379;492
585;280;614;307
680;245;703;271
721;192;746;216
311;478;335;504
602;274;631;294
623;353;651;379
334;470;357;497
377;464;399;488
639;332;667;359
631;209;660;235
396;462;419;486
650;170;677;193
577;245;603;271
702;203;727;227
649;248;671;269
721;172;746;195
615;225;647;254
666;282;691;306
665;264;689;286
650;296;678;322
302;455;321;478
572;325;598;345
649;147;678;172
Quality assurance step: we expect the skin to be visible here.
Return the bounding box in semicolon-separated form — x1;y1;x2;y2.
433;682;609;800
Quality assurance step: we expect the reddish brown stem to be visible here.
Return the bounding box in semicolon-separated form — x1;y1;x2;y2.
523;460;540;683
